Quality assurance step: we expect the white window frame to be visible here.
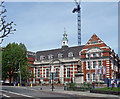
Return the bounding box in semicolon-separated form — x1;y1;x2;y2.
66;67;71;78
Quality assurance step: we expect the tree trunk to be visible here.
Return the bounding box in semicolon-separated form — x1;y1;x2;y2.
9;74;11;86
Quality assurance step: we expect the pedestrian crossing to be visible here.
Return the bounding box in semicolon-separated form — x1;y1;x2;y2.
1;90;33;98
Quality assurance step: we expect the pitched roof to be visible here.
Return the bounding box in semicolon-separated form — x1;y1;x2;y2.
36;45;84;61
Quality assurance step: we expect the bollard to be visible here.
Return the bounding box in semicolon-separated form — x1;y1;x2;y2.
18;83;20;87
31;84;32;87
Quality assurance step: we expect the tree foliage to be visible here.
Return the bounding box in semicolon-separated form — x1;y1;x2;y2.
2;42;29;85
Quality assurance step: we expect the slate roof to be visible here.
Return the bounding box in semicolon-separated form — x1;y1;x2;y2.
36;45;84;61
27;51;36;58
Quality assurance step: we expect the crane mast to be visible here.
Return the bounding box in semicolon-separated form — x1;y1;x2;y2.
72;0;81;46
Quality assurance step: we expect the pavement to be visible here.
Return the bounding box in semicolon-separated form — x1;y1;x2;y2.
10;85;120;99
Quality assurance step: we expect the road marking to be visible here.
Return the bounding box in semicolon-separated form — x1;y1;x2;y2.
3;94;10;97
2;90;33;98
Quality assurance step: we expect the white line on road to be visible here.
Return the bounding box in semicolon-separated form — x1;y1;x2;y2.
2;90;33;98
3;94;10;97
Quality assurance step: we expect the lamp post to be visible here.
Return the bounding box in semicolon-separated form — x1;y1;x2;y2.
19;62;21;86
51;65;54;91
89;53;91;84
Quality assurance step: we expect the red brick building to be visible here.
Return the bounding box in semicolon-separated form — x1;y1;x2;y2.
27;33;120;84
81;34;119;82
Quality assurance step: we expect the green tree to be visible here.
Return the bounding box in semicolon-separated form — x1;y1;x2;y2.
2;42;29;85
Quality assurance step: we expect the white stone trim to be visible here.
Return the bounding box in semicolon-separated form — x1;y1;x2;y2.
66;67;71;78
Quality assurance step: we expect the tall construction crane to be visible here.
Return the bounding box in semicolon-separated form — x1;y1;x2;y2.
72;0;81;46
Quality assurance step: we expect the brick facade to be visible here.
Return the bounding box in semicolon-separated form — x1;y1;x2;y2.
27;34;120;84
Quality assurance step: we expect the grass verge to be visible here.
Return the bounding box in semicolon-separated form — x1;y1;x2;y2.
95;87;120;92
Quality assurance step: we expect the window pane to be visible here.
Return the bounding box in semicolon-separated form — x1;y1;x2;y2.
91;40;98;44
67;68;70;77
100;74;102;80
93;73;95;80
38;69;40;77
93;53;96;57
93;61;96;68
98;53;101;57
98;61;102;68
55;68;59;77
46;69;49;77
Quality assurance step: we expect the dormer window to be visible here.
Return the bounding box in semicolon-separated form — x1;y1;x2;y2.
93;53;96;57
58;53;63;58
48;54;54;59
40;55;45;61
68;52;73;57
90;40;98;44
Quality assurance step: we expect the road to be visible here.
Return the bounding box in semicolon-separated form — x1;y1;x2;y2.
0;86;119;99
0;86;85;99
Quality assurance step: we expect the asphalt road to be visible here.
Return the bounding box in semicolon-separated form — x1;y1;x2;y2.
1;86;118;99
1;86;84;99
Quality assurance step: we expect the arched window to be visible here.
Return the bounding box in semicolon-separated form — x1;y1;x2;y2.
68;52;73;57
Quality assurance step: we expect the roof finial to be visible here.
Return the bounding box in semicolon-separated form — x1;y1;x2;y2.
64;27;66;33
63;27;67;36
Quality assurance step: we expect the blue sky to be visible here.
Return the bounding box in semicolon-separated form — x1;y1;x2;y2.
2;2;118;53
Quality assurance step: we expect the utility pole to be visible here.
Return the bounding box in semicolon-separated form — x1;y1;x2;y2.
19;63;21;86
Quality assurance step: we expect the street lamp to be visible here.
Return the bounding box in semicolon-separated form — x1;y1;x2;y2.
51;65;54;91
89;53;91;83
19;62;21;86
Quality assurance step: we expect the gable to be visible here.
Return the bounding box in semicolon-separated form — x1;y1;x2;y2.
81;33;111;53
87;33;103;45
